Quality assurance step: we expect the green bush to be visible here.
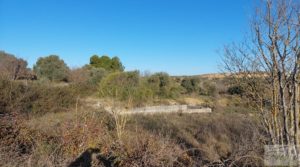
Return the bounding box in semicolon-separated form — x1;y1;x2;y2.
87;66;107;85
146;72;173;98
98;71;183;105
181;77;200;94
69;66;107;95
99;71;140;100
34;55;70;82
200;81;217;96
227;85;244;95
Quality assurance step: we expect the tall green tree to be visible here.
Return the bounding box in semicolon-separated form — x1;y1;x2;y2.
111;57;124;72
34;55;70;82
90;55;124;72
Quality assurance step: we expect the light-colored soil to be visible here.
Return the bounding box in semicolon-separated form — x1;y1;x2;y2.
83;97;212;115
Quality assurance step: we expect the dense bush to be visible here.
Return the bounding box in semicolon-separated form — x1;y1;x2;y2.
99;71;182;105
99;71;140;100
227;85;244;95
200;81;217;96
0;51;32;80
0;78;76;115
34;55;70;82
181;77;200;94
147;73;168;93
87;67;107;85
146;72;179;98
29;85;76;114
69;66;107;95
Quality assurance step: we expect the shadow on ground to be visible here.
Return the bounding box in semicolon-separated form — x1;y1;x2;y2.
69;148;117;167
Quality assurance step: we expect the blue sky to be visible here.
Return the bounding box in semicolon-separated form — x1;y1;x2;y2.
0;0;255;75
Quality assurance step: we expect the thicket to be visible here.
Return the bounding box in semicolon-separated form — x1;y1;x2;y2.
98;71;184;105
180;77;200;94
0;51;33;80
227;85;244;96
0;79;76;115
1;51;228;101
0;51;265;166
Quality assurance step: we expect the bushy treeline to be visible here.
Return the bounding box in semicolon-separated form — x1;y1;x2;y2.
0;51;260;166
98;71;182;105
0;50;225;107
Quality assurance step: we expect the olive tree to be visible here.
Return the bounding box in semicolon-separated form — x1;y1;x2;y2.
34;55;70;82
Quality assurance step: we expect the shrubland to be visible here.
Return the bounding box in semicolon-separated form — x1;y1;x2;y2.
0;51;263;166
1;0;296;165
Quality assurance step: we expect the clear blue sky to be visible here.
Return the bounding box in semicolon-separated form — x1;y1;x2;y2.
0;0;256;75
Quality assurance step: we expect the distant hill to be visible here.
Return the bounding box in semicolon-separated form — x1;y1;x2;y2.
172;73;229;80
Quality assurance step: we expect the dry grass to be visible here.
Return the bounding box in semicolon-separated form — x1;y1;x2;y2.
0;78;264;167
128;112;264;166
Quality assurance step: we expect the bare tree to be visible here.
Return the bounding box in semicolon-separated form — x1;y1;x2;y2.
223;0;299;160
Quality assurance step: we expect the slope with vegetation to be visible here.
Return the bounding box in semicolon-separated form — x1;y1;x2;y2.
0;51;260;167
1;0;298;166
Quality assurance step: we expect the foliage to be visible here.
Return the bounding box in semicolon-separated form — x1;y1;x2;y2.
0;78;76;115
87;66;107;85
69;66;107;95
34;55;70;82
181;77;200;94
200;81;217;96
146;72;172;97
0;51;31;80
227;85;244;95
99;71;182;105
99;71;140;100
90;55;124;72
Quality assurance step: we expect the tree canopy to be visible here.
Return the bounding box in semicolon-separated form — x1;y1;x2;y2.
90;55;124;72
33;55;70;82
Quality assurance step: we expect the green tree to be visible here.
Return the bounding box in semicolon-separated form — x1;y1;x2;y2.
111;57;124;72
90;55;124;71
33;55;70;82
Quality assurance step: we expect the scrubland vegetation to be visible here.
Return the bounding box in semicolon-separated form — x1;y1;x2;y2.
1;0;299;166
0;50;261;166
